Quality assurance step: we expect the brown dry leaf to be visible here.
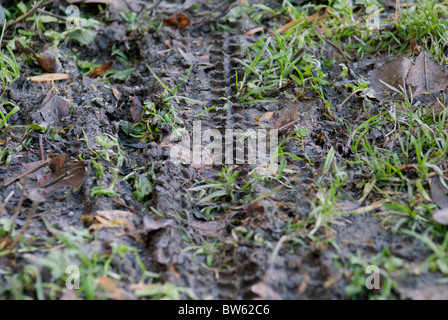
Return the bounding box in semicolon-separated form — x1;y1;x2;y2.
169;261;180;278
129;96;143;122
251;282;282;300
433;208;448;225
27;73;70;82
14;41;57;72
112;86;122;101
88;61;113;78
0;237;11;250
49;154;69;176
36;155;86;193
39;50;58;73
369;57;412;101
406;51;448;97
243;202;264;214
98;276;118;291
163;13;189;31
97;276;123;300
258;111;274;122
298;274;311;294
190;220;226;237
430;176;448;209
15;40;38;60
143;215;173;232
274;108;299;132
90;210;136;231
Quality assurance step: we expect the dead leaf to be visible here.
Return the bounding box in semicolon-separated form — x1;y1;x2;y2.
369;56;412;101
169;261;180;278
88;61;113;78
0;237;11;250
143;215;173;232
15;40;38;60
15;41;59;73
190;220;226;237
97;275;123;299
112;86;122;101
129;96;143;122
98;276;118;291
251;282;282;300
36;154;85;193
27;73;70;82
274;108;299;132
49;154;69;176
298;274;311;294
243;202;264;214
369;51;448;103
90;210;136;231
39;50;58;73
433;208;448;225
430;176;448;209
258;111;274;122
163;13;189;31
406;51;448;97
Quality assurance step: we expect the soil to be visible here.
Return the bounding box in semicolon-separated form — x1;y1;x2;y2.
0;0;447;300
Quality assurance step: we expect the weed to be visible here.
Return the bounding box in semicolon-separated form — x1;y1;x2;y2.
402;229;448;275
189;166;240;205
0;23;19;94
81;132;125;198
339;249;401;300
121;66;197;143
1;225;151;299
123;163;156;202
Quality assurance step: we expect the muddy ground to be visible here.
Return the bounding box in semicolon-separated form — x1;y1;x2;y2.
0;0;448;300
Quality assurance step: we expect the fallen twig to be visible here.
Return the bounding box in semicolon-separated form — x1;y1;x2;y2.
113;200;143;218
